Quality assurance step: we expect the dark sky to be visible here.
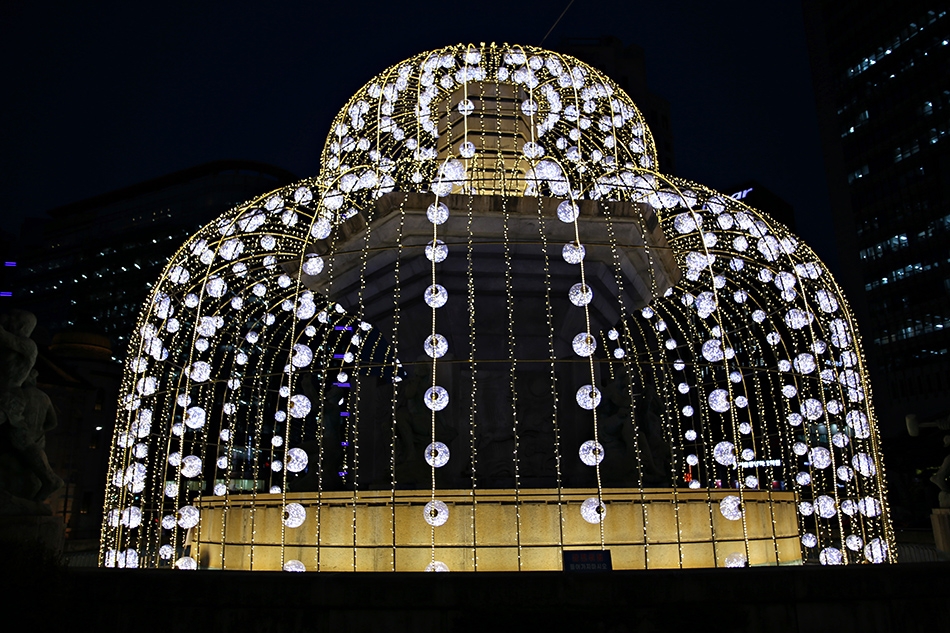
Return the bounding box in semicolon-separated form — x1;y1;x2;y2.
0;1;836;269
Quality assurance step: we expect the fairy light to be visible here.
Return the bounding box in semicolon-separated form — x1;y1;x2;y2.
601;196;661;568
464;190;479;571
313;322;331;572
100;43;894;572
535;179;566;558
387;196;407;571
215;322;244;569
425;91;449;568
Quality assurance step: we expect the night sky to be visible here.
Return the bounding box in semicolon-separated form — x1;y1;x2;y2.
1;1;835;269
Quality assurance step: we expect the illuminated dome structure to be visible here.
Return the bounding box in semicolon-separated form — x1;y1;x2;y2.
101;43;894;571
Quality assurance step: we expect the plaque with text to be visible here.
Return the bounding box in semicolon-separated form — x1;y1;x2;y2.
562;549;612;572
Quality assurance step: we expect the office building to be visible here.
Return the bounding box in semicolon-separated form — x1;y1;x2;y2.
13;160;296;353
804;3;950;432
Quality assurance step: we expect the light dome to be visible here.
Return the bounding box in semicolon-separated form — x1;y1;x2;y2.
101;43;893;571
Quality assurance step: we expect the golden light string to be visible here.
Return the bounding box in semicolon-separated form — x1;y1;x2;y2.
464;190;479;571
313;210;343;572
599;194;660;568
427;180;440;569
619;311;656;567
657;301;720;564
214;318;246;568
345;189;376;571
495;79;524;569
773;219;851;561
312;325;330;572
651;178;711;566
676;181;754;566
534;176;566;558
388;202;406;571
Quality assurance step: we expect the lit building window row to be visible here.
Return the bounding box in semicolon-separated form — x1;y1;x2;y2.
859;233;907;261
894;141;920;163
873;314;950;346
916;213;950;240
865;260;942;291
845;10;945;80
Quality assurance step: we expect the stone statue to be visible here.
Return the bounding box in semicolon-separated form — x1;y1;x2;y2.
906;414;950;508
0;310;63;515
931;436;950;509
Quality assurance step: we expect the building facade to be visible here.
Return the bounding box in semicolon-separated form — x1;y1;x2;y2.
13;160;296;353
804;2;950;434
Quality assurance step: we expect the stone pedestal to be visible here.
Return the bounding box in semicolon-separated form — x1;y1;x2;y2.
193;488;801;571
0;515;65;561
932;508;950;554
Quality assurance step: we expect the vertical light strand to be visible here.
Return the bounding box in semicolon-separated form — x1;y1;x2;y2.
348;204;374;572
496;54;523;569
558;60;607;546
388;197;406;571
315;210;341;572
701;185;750;566
465;189;479;571
502;191;523;569
599;181;661;568
537;195;566;563
312;319;332;572
570;197;606;548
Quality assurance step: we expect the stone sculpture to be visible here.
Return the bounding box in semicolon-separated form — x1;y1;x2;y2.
0;310;63;515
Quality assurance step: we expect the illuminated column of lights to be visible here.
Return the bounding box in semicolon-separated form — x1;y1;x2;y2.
387;197;407;571
730;242;782;564
788;240;840;565
691;184;753;567
172;226;220;573
423;166;451;571
536;184;566;560
314;196;343;572
285;189;331;573
598;183;665;569
213;317;246;569
460;58;478;572
464;191;479;571
656;180;701;568
340;194;373;571
559;201;606;540
313;318;332;572
623;311;661;568
598;91;650;562
496;54;524;569
501;187;524;569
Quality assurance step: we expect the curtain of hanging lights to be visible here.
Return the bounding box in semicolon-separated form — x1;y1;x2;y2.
100;43;894;572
